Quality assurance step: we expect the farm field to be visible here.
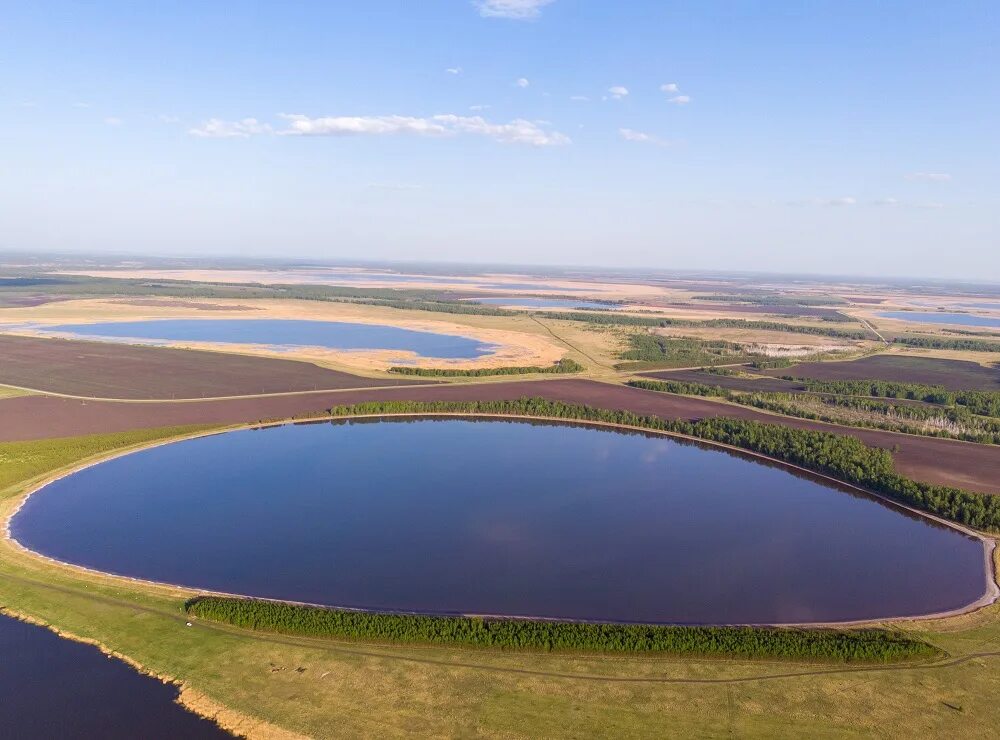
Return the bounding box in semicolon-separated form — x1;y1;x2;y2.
763;355;1000;391
0;335;427;399
3;378;999;495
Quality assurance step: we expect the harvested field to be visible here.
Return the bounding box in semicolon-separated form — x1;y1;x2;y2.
0;335;424;399
1;379;997;494
641;369;805;393
765;355;1000;390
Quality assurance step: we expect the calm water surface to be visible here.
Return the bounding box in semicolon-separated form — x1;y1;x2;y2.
879;311;1000;328
41;318;496;358
473;297;620;310
0;614;229;738
12;419;986;624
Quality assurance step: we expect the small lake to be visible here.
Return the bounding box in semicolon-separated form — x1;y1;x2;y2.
879;311;1000;328
472;297;619;310
12;419;987;625
39;319;496;358
0;614;229;738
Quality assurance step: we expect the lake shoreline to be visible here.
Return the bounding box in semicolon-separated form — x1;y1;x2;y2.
6;413;998;630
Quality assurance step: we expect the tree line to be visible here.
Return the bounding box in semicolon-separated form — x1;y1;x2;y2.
185;597;935;662
789;378;1000;418
327;397;1000;531
537;312;869;339
891;336;1000;352
388;358;583;377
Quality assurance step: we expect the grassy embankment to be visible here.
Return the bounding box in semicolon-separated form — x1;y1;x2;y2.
2;423;1000;736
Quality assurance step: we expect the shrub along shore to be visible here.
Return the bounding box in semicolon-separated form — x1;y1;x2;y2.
185;597;937;663
326;397;1000;531
387;358;583;377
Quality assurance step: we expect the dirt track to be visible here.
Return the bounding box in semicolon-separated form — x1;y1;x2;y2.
2;379;998;494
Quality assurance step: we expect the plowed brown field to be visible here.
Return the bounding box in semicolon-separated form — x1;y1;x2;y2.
2;379;997;494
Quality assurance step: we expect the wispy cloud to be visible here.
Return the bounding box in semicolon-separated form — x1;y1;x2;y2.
608;86;629;100
789;196;858;207
668;95;691;105
158;114;180;124
280;113;569;146
445;67;462;75
570;95;590;102
906;172;952;182
469;104;491;111
619;128;673;147
475;0;555;20
515;77;530;88
72;101;92;109
660;83;679;94
366;182;424;191
104;116;123;126
188;117;271;138
872;197;899;206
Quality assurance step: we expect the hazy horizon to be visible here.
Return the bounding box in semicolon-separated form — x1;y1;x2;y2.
3;1;997;280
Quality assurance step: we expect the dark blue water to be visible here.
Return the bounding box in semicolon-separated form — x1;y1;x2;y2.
473;297;619;310
12;419;986;624
42;319;496;358
0;614;229;738
879;311;1000;328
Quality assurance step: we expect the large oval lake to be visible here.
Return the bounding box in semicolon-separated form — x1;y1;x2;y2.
38;319;496;358
12;419;987;624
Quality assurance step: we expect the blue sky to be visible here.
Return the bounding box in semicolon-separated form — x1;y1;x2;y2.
2;1;997;279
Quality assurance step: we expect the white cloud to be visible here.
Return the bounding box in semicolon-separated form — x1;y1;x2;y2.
515;77;530;88
660;83;679;94
789;196;858;207
619;128;672;147
366;182;423;191
872;197;899;206
469;104;491;111
446;67;462;75
476;0;555;20
188;117;271;138
158;114;180;124
608;86;629;100
906;172;952;182
668;95;691;105
72;101;92;109
570;95;590;102
104;116;123;126
278;113;570;146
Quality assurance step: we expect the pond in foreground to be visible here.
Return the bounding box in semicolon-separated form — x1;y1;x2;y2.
0;614;229;738
12;419;987;624
39;318;496;358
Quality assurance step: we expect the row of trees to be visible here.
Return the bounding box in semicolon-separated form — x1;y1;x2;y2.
388;359;583;377
628;377;1000;446
538;312;869;339
327;397;1000;531
892;336;1000;352
790;379;1000;418
186;597;935;662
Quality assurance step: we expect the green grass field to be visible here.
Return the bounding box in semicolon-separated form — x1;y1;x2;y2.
2;426;999;738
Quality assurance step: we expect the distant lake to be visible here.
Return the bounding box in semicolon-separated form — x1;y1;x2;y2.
473;297;619;310
0;614;229;738
13;419;986;625
40;319;496;359
878;311;1000;328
